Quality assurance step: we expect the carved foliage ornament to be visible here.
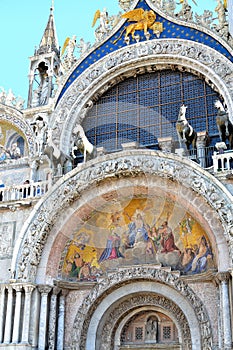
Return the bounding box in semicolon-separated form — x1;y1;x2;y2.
70;267;212;349
15;151;233;282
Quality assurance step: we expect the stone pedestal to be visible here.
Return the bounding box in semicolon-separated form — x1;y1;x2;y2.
158;137;174;153
196;131;208;168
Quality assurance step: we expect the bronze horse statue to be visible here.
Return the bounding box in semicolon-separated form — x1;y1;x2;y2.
215;100;233;150
176;104;197;149
44;128;71;176
72;124;97;163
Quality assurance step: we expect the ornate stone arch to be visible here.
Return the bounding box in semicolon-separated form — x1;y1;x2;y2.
12;150;233;282
0;104;35;156
70;268;212;350
52;38;233;154
114;305;181;348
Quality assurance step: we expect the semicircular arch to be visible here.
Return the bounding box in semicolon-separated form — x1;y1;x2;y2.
70;271;212;349
0;104;35;156
52;39;233;154
11;150;233;283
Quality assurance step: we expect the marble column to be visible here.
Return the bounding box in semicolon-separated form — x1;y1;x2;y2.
196;131;208;168
4;286;13;343
0;285;6;343
21;284;35;344
38;285;52;350
57;290;68;350
12;284;22;343
217;272;232;349
48;287;61;350
31;288;41;348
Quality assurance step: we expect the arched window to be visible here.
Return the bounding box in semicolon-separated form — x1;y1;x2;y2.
83;70;219;152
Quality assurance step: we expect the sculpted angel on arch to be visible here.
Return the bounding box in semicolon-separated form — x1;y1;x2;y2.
92;8;110;41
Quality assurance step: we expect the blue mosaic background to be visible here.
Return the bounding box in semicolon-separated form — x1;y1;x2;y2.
57;0;233;103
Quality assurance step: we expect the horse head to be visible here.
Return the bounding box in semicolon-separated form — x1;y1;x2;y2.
178;104;188;122
214;100;225;111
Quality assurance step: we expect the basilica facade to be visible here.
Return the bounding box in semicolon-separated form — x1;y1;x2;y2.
0;0;233;349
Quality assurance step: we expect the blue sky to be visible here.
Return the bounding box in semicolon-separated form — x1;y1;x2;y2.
0;0;217;103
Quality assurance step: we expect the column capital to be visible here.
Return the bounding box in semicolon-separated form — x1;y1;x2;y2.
0;284;6;292
215;272;230;284
52;287;61;296
38;285;53;295
24;284;35;294
12;284;23;293
61;289;69;297
196;131;208;147
6;285;13;293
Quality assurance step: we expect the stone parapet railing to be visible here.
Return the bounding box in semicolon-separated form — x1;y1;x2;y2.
212;150;233;173
0;179;52;202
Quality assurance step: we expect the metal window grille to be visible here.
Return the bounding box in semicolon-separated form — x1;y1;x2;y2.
135;327;143;341
83;70;219;152
163;326;172;339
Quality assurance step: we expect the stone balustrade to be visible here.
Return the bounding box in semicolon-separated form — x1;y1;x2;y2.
212;150;233;173
0;179;52;202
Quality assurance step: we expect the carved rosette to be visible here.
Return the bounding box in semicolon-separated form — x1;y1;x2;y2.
70;267;212;349
15;151;233;282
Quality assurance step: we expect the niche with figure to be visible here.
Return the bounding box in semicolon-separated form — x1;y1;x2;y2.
120;310;178;347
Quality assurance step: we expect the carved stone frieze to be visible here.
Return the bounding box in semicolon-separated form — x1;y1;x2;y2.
53;39;233;152
99;294;191;349
70;267;212;349
14;150;233;282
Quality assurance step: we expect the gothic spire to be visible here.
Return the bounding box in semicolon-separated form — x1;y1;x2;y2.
36;5;59;55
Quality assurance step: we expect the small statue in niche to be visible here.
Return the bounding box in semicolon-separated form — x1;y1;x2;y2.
31;114;48;156
145;317;157;342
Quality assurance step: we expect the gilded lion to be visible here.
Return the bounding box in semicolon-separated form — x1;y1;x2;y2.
114;8;163;43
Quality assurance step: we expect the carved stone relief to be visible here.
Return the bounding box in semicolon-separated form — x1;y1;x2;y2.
70;267;212;349
14;151;233;282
